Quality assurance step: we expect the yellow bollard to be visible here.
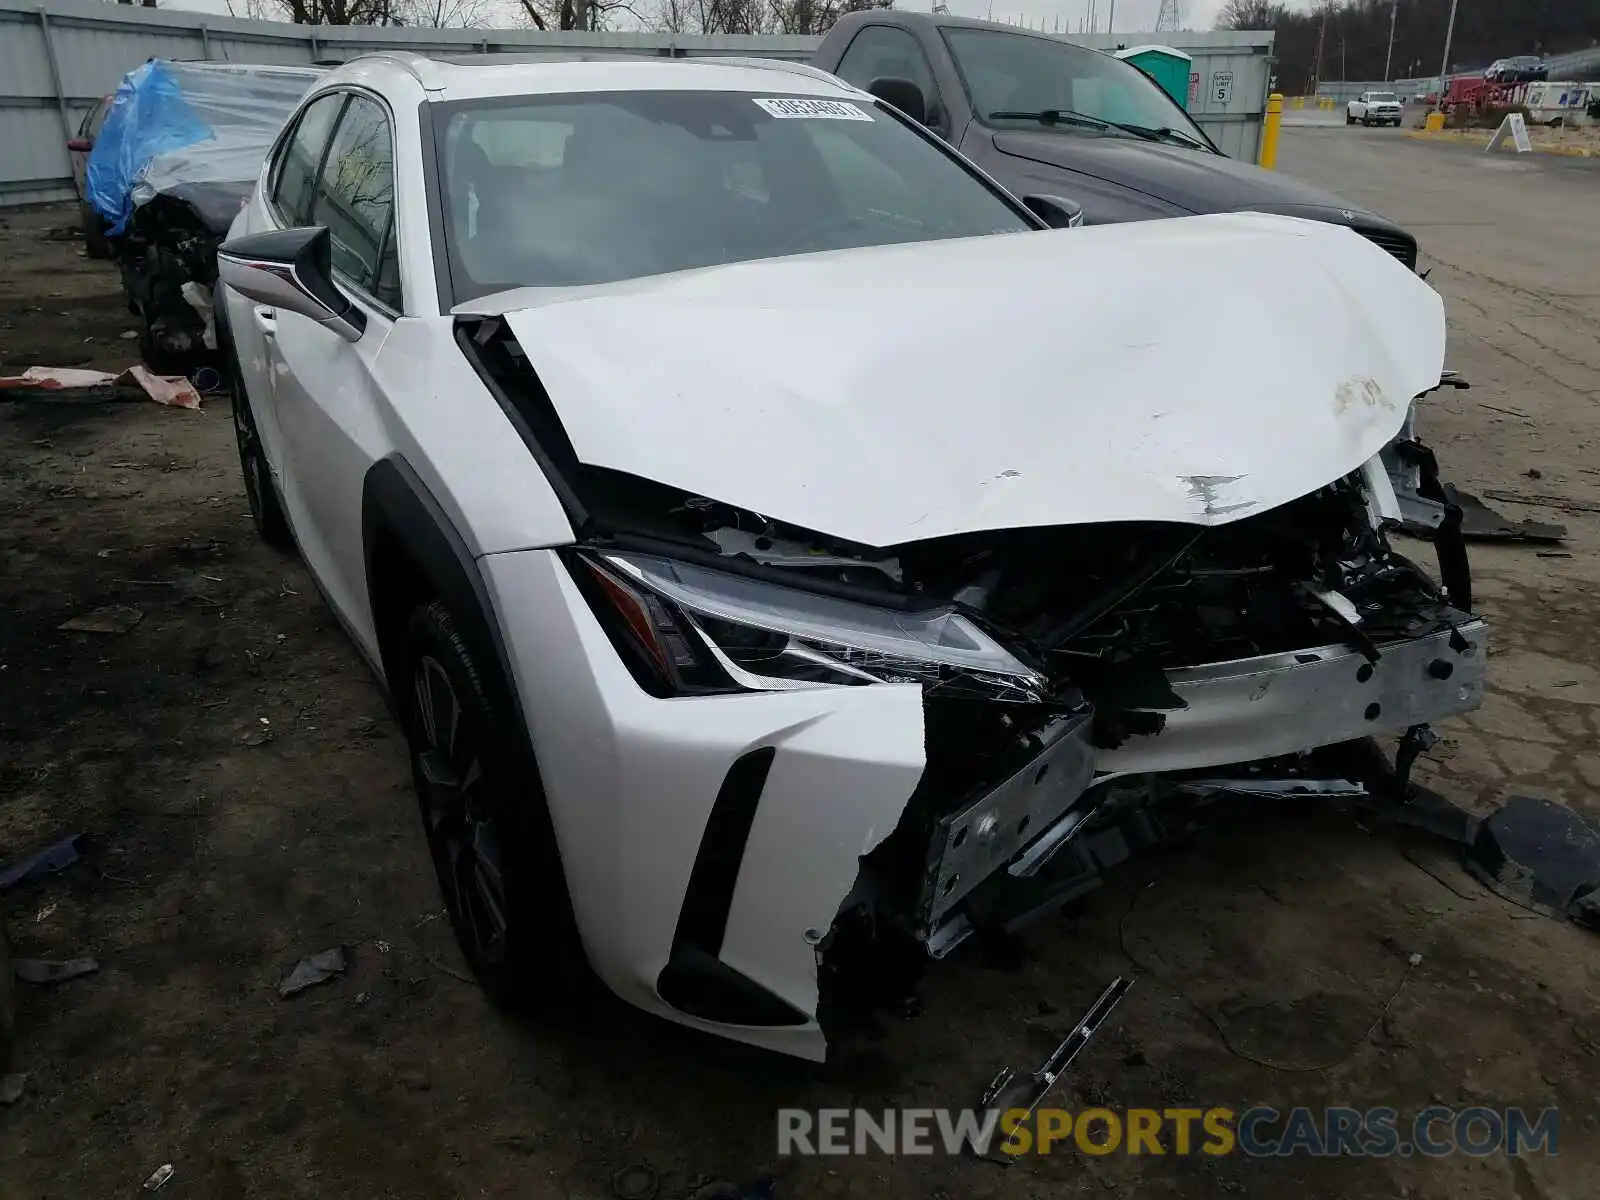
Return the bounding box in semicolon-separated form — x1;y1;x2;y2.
1291;96;1304;109
1259;93;1284;170
1424;111;1446;132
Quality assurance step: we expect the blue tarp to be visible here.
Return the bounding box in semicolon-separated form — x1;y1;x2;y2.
87;61;211;235
85;60;322;237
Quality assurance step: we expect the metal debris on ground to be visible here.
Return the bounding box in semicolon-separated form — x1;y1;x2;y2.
278;947;347;997
0;365;202;409
976;976;1134;1163
1465;795;1600;929
142;1163;175;1191
0;833;84;893
1448;484;1567;543
14;957;99;986
58;605;144;635
0;1073;26;1105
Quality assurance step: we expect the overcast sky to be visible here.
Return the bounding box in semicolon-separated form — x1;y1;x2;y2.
166;0;1317;33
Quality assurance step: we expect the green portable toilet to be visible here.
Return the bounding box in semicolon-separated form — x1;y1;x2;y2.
1115;45;1194;110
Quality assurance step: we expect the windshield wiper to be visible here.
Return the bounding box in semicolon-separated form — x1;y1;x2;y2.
1107;121;1210;150
987;109;1111;131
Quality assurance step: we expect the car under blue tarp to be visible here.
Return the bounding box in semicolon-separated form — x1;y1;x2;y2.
87;59;321;236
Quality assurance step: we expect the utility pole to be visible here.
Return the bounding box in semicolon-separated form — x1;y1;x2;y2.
1438;0;1459;84
1312;4;1328;93
1384;0;1399;81
1106;0;1114;34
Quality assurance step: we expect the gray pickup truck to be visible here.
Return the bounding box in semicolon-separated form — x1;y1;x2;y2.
812;10;1418;268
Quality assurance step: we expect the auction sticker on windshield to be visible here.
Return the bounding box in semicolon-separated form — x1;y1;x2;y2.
753;97;874;121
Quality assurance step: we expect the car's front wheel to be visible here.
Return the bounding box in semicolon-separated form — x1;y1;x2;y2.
229;357;294;551
403;600;592;1011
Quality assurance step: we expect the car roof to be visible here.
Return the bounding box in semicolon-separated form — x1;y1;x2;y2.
331;51;862;103
836;8;1114;48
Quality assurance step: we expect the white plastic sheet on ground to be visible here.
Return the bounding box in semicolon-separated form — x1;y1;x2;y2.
0;365;202;409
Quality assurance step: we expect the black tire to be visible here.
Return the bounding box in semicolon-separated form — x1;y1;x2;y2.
80;198;111;260
403;600;592;1011
229;354;294;551
1346;113;1356;125
0;916;15;1074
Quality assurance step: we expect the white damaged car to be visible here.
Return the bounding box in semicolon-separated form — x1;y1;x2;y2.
216;52;1487;1061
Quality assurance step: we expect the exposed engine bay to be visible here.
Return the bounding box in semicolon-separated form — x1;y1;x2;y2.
459;310;1487;1046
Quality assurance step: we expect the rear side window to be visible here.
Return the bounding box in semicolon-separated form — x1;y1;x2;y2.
311;95;400;310
272;92;346;227
834;25;939;103
82;96;112;140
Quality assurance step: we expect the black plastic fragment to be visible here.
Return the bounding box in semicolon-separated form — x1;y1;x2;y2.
1465;795;1600;926
0;834;83;894
1447;485;1567;545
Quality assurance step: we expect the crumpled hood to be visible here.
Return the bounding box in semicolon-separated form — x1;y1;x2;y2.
483;212;1446;549
990;130;1398;226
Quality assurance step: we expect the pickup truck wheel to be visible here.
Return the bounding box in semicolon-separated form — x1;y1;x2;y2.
79;199;111;260
1346;113;1356;125
229;356;294;551
403;600;592;1013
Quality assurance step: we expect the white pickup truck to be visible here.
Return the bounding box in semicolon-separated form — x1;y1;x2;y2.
1348;91;1404;126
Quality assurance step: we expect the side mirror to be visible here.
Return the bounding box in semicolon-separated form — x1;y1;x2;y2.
67;137;91;152
1022;194;1085;229
867;76;927;126
217;226;366;343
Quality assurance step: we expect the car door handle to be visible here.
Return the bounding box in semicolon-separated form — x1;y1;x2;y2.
253;306;277;337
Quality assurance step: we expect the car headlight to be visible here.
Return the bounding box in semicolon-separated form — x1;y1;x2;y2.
572;549;1048;703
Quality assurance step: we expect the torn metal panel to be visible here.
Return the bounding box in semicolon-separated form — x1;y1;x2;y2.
919;710;1097;929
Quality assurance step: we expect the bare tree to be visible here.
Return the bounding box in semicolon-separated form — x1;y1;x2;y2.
394;0;493;27
647;0;883;35
519;0;645;31
1216;0;1285;28
227;0;405;24
769;0;890;35
648;0;691;32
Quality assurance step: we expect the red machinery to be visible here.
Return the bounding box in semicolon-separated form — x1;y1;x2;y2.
1441;75;1528;115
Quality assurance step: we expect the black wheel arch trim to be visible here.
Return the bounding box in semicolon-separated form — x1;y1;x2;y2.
361;454;529;736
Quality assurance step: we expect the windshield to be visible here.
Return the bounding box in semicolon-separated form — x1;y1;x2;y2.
942;28;1211;147
433;90;1032;301
1369;92;1398;102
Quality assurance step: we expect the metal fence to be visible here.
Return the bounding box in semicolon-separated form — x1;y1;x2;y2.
1315;44;1600;104
1;0;1273;206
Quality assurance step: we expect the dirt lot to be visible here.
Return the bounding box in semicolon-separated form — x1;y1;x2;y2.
3;128;1600;1199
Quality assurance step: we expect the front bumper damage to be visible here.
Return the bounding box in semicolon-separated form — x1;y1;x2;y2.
480;468;1489;1063
451;307;1486;1061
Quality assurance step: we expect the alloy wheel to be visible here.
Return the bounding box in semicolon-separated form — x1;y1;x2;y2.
412;654;509;964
